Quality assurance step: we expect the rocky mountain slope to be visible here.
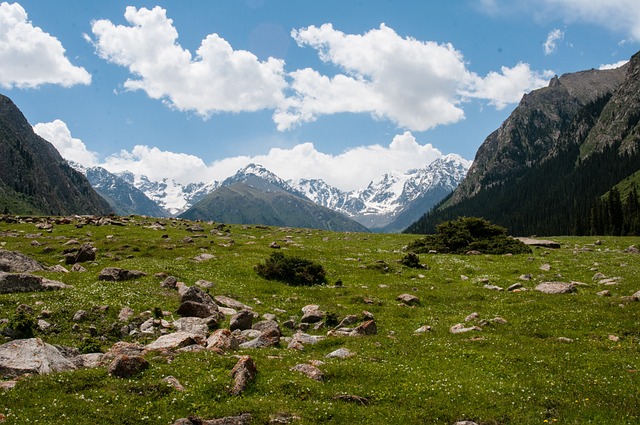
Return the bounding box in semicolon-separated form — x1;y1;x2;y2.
407;50;640;236
292;154;470;232
179;165;370;232
0;94;112;216
71;164;168;217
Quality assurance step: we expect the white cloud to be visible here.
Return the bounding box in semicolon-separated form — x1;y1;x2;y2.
277;23;472;131
544;29;565;55
599;60;629;70
102;146;213;185
462;63;554;109
89;6;287;116
100;132;444;191
33;120;98;167
0;2;91;89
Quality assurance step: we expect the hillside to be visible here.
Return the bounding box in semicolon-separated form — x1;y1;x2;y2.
180;165;370;232
407;50;640;236
1;216;639;424
0;94;112;216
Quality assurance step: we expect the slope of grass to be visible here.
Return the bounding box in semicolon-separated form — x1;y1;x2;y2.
1;216;639;424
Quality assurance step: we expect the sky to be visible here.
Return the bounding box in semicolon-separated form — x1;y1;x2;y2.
2;1;639;191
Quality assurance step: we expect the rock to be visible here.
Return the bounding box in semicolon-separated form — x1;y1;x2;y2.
350;320;377;336
453;421;479;425
292;363;324;381
449;324;482;334
269;242;281;249
102;341;145;362
48;265;69;273
0;338;76;378
624;245;639;253
193;253;215;262
396;293;420;305
0;249;45;272
592;272;606;281
171;413;252;425
507;283;524;291
0;272;70;293
71;263;87;272
335;315;359;329
596;290;612;297
230;310;254;331
288;332;325;349
252;320;281;336
72;310;88;322
195;279;214;288
300;305;325;323
37;319;52;331
326;348;354;359
230;355;257;396
206;329;239;352
515;238;560;248
118;307;135;322
483;284;504;291
557;337;574;343
162;375;185;391
414;325;432;333
632;290;640;299
146;332;205;351
239;328;280;349
177;301;218;318
182;286;217;307
98;267;146;281
464;312;480;322
535;282;576;294
64;243;96;265
160;276;178;289
172;317;212;337
214;295;252;311
539;263;551;271
107;354;149;378
72;353;104;369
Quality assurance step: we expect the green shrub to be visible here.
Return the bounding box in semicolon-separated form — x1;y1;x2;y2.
406;216;532;255
254;251;326;286
4;310;37;339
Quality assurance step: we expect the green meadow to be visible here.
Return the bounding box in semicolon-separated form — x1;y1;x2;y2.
0;216;639;424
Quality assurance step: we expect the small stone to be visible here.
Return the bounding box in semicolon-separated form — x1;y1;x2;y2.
596;290;611;297
72;310;88;322
539;263;551;271
507;283;524;291
414;325;432;333
291;363;324;381
535;282;576;294
608;334;620;342
464;312;480;322
557;337;574;343
396;293;420;306
162;375;185;391
118;307;135;322
450;323;482;334
326;348;354;359
107;355;149;378
483;284;504;291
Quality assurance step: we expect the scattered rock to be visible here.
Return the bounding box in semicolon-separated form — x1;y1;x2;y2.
464;312;480;322
535;282;576;294
72;310;88;322
0;272;70;294
396;293;420;306
292;363;324;381
171;413;252;425
214;295;252;311
146;332;205;351
0;249;45;272
350;320;377;336
160;276;178;289
539;263;551;271
64;243;95;265
0;338;76;378
118;307;135;322
98;267;146;282
162;375;185;391
556;337;574;343
515;238;560;248
193;253;215;262
624;245;639;253
195;279;214;288
483;284;504;291
414;325;432;333
507;283;524;291
453;421;479;425
230;310;254;331
596;290;611;297
48;265;69;273
449;324;482;334
206;329;239;352
230;355;257;396
172;317;212;337
239;328;280;349
326;348;354;359
107;354;149;378
300;305;325;323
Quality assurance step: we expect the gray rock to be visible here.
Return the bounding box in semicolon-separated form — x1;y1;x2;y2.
300;305;325;323
507;283;524;291
72;310;88;322
396;293;420;305
0;272;70;294
172;317;211;337
230;355;256;396
72;353;104;369
206;329;239;352
0;249;45;272
464;312;480;322
239;329;280;349
145;332;205;351
292;363;324;381
64;243;96;265
160;276;178;289
0;338;76;378
214;295;252;311
230;310;254;331
450;323;482;334
596;290;612;297
118;307;135;322
535;282;576;294
107;354;149;378
326;348;354;359
162;375;185;392
252;320;281;336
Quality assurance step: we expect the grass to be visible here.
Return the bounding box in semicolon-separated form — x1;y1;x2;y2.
1;216;639;424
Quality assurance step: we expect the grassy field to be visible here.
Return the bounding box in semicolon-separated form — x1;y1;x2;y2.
1;216;639;424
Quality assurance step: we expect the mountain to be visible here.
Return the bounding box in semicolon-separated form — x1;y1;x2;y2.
71;164;168;217
179;164;370;232
0;94;112;216
116;172;218;216
406;50;640;236
292;154;471;232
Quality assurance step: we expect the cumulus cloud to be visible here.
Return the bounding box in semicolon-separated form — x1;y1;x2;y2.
89;6;287;116
462;63;555;109
33;120;98;166
544;29;564;55
599;60;629;70
277;23;472;131
0;2;91;89
100;132;444;191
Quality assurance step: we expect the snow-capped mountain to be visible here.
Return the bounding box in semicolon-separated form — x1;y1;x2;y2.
291;154;471;231
117;172;219;216
221;164;305;197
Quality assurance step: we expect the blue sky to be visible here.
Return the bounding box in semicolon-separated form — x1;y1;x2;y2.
2;0;639;190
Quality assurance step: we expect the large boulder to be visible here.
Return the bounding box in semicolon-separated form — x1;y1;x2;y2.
0;338;76;378
0;250;45;272
0;272;70;294
535;282;577;294
107;354;149;378
64;243;96;265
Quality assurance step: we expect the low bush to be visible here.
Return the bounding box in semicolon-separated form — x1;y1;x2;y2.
407;216;531;254
254;251;327;286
